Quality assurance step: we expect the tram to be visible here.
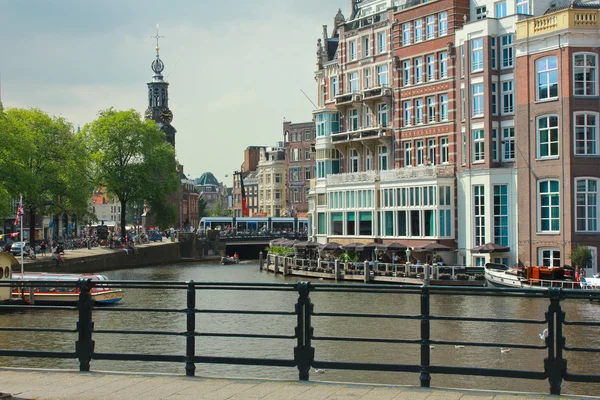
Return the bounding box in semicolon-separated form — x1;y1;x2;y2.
198;216;308;233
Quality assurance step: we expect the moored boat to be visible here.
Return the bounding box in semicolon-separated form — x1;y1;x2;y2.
220;256;239;265
11;272;123;305
484;263;580;289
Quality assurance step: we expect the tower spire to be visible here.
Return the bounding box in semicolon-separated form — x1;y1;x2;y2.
150;24;165;81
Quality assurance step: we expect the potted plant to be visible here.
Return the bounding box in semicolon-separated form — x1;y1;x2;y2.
439;273;452;280
474;274;485;281
456;273;470;281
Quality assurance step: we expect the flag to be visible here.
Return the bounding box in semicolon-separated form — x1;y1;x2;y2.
14;198;23;226
240;172;249;217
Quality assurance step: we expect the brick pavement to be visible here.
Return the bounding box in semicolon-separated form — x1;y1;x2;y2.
0;369;596;400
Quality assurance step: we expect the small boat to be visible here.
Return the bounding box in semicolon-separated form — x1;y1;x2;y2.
220;256;239;265
484;263;580;289
11;272;124;305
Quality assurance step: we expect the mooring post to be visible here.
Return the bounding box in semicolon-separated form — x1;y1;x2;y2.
259;252;264;270
185;280;196;377
274;256;279;274
283;257;288;276
424;264;430;286
76;278;94;372
334;259;340;282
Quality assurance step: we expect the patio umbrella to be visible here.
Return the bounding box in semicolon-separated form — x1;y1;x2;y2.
413;242;453;252
318;242;341;251
342;242;364;252
293;241;320;250
386;242;408;251
270;238;286;247
356;242;382;251
471;242;510;254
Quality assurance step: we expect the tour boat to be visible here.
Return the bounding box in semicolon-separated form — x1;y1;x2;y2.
484;263;580;289
11;272;124;305
220;256;239;265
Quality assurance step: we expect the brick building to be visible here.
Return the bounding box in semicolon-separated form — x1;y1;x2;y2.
283;121;315;215
233;146;265;218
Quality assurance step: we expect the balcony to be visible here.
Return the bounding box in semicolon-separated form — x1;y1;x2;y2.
335;93;362;109
516;8;599;40
330;125;391;144
362;86;393;102
379;164;456;181
345;12;389;31
327;170;377;185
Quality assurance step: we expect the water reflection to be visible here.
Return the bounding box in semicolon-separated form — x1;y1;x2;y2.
0;262;599;396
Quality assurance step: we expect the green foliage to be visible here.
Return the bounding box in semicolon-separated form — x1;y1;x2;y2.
80;108;179;235
198;196;208;219
2;108;93;235
570;245;592;268
267;245;294;256
338;251;359;263
208;200;231;217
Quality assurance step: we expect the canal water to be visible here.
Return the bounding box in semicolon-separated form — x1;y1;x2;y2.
1;262;599;396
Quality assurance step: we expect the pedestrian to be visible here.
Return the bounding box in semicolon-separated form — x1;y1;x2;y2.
40;241;47;256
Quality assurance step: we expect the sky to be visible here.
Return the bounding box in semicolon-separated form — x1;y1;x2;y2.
0;0;347;185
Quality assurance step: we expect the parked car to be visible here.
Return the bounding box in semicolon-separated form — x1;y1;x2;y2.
11;241;41;256
148;230;163;242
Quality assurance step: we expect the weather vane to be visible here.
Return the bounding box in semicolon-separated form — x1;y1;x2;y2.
151;24;164;55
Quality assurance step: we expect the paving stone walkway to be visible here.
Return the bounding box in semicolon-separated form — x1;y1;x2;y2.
0;369;597;400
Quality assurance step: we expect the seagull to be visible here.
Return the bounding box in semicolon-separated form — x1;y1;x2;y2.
500;348;511;353
313;368;326;373
539;328;549;340
455;345;465;349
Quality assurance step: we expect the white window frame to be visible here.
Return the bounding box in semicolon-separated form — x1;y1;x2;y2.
440;94;449;121
439;52;448;78
473;185;486;246
363;68;371;89
426;16;436;40
350;149;360;173
349;72;359;93
403;60;411;86
574;112;598;156
472;83;484;117
492;128;499;161
404;141;412;167
441;137;449;163
471;39;484;72
536;115;559;159
376;64;388;86
416;140;424;165
517;0;529;14
538;179;560;233
403;101;413;127
573;53;598;96
402;23;412;46
501;34;513;69
362;104;373;128
377;103;388;127
575;177;599;232
495;1;507;18
501;80;514;114
377;31;387;54
539;248;561;268
491;82;498;115
415;58;424;83
415;99;424;124
349;108;359;131
414;19;423;43
438;12;448;36
491;37;497;70
502;127;515;161
362;36;370;58
427;139;436;165
536;57;558;101
426;54;435;81
476;6;487;19
349;40;357;61
473;129;485;162
378;145;389;171
427;96;436;123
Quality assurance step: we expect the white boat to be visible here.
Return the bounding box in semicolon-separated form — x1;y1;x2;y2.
12;272;123;305
484;263;580;289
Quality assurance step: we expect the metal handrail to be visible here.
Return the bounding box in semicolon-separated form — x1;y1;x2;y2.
0;279;599;395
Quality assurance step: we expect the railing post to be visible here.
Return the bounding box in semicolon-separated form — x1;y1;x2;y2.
544;288;566;395
76;278;94;372
420;285;431;387
185;280;196;376
294;281;314;381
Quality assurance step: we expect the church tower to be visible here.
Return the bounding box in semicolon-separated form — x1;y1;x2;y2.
144;25;176;147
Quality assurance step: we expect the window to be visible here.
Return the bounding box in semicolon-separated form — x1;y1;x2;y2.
346;211;356;236
305;167;311;180
539;249;561;268
305;130;311;141
517;0;529;14
292;148;299;161
494;185;508;246
474;185;485;246
377;103;388;127
377;31;386;54
574;53;597;96
416;140;424;165
439;209;452;237
427;97;436;123
350;149;359;173
426;54;435;81
462;133;467;165
365;148;372;171
363;68;371;89
292;168;299;181
438;12;448;36
441;137;449;163
349;41;357;61
403;101;412;127
415;99;424;124
502;127;515;161
439;52;448;78
275;173;281;183
491;82;498;115
471;39;484;71
359;212;372;236
363;104;372;128
427;139;436;165
460;46;465;77
415;58;423;83
414;20;423;42
362;36;370;57
501;35;513;68
426;16;435;39
575;113;598;155
460;88;465;120
537;57;558;100
349;72;359;93
537;115;559;158
476;6;487;19
349;108;359;131
473;129;485;162
472;83;484;116
379;146;388;171
376;64;388;86
538;179;560;232
403;60;411;86
491;37;497;69
576;178;598;232
440;94;449;121
404;141;412;167
331;77;338;98
502;80;514;114
317;213;326;235
402;23;411;46
492;128;499;161
495;1;507;18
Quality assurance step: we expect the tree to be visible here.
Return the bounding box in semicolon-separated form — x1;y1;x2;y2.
80;109;179;237
570;245;592;269
0;104;17;217
4;108;93;242
198;196;208;220
208;200;231;217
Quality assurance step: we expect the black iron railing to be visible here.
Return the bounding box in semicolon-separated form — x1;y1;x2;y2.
0;280;599;395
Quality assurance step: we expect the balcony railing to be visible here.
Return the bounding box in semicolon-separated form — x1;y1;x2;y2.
327;170;377;185
516;9;599;39
362;86;392;101
326;165;455;186
330;125;390;143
